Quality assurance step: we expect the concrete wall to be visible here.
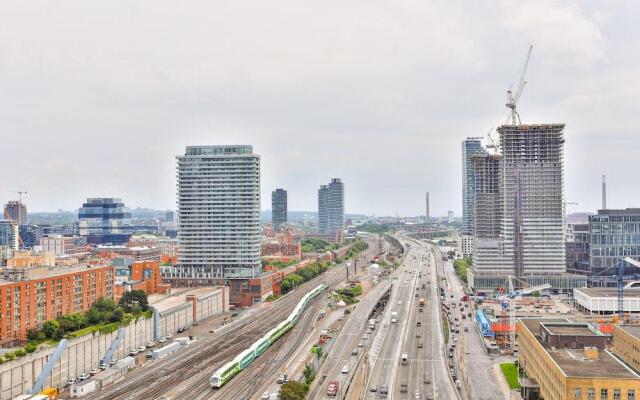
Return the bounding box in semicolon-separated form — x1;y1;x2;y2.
0;288;229;399
0;317;152;400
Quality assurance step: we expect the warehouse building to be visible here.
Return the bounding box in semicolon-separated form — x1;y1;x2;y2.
574;287;640;314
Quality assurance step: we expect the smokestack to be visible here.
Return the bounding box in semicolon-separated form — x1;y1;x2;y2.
425;192;430;225
602;174;607;210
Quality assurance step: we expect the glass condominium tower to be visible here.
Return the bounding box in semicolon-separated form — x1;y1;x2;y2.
176;145;261;279
318;178;344;234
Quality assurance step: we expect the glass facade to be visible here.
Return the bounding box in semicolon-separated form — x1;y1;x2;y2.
318;178;344;234
271;188;287;231
77;198;132;244
589;209;640;272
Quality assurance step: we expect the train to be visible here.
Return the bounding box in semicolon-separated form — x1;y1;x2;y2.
209;283;328;388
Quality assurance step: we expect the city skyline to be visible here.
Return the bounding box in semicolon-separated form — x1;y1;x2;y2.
3;2;639;216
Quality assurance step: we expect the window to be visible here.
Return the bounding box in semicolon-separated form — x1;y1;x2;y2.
601;389;608;400
574;388;582;399
614;389;621;400
629;389;636;400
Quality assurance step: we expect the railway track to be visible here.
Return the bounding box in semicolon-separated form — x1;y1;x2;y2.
207;294;324;400
87;267;346;400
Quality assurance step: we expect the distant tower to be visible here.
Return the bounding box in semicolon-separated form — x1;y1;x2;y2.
602;174;607;210
271;188;288;231
425;192;430;224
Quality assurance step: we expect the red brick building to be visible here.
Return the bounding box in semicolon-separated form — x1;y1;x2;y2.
114;260;170;300
0;264;114;344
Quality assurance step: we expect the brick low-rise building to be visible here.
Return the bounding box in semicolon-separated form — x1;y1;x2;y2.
0;264;114;345
518;318;640;400
113;259;170;300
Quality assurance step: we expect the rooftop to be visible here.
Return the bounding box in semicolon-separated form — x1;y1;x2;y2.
0;264;112;284
542;323;600;337
575;287;640;299
619;325;640;340
151;286;224;312
520;319;639;379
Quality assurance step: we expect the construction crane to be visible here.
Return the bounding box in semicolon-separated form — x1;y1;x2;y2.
497;276;551;350
10;190;27;204
505;45;533;125
592;257;640;322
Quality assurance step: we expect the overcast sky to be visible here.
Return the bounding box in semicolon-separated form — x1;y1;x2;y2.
1;1;638;216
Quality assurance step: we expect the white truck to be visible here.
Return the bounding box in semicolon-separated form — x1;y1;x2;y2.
369;318;377;330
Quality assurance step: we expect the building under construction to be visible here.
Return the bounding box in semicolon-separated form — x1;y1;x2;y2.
469;124;586;292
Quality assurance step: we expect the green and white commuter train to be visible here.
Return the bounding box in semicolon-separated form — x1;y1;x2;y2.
210;283;327;388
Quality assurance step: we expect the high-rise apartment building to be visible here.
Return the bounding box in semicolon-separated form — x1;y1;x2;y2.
271;188;287;231
468;125;583;291
3;201;27;225
176;145;261;279
318;178;344;234
78;198;132;245
461;138;487;235
499;124;566;274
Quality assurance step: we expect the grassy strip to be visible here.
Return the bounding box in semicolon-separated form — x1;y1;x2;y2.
500;362;519;389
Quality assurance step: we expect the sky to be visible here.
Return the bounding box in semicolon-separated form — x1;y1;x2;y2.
1;1;638;216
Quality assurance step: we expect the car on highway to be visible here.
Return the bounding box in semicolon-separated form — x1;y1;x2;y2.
261;392;271;400
109;359;117;366
146;341;156;348
341;364;349;374
78;373;90;380
379;385;389;396
449;351;453;357
352;348;358;356
401;353;408;364
327;381;339;397
400;381;408;393
391;318;397;324
358;341;364;348
166;334;173;339
423;373;431;384
416;332;421;338
417;341;423;348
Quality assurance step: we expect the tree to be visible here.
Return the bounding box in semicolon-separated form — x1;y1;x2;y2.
42;320;61;340
118;290;149;313
280;381;306;400
26;328;45;342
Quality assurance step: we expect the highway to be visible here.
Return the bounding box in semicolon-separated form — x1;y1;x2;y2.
86;237;385;400
306;238;392;400
359;237;458;400
306;273;392;400
439;253;507;400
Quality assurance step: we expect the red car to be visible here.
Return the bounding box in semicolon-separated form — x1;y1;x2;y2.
327;381;339;397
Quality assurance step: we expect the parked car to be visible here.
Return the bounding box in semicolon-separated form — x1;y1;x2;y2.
78;373;90;380
90;368;99;376
138;346;146;353
261;392;271;400
67;378;77;386
341;365;349;374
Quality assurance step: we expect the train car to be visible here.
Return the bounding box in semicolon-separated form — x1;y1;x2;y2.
237;348;257;369
210;283;329;388
210;360;240;388
252;336;270;357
